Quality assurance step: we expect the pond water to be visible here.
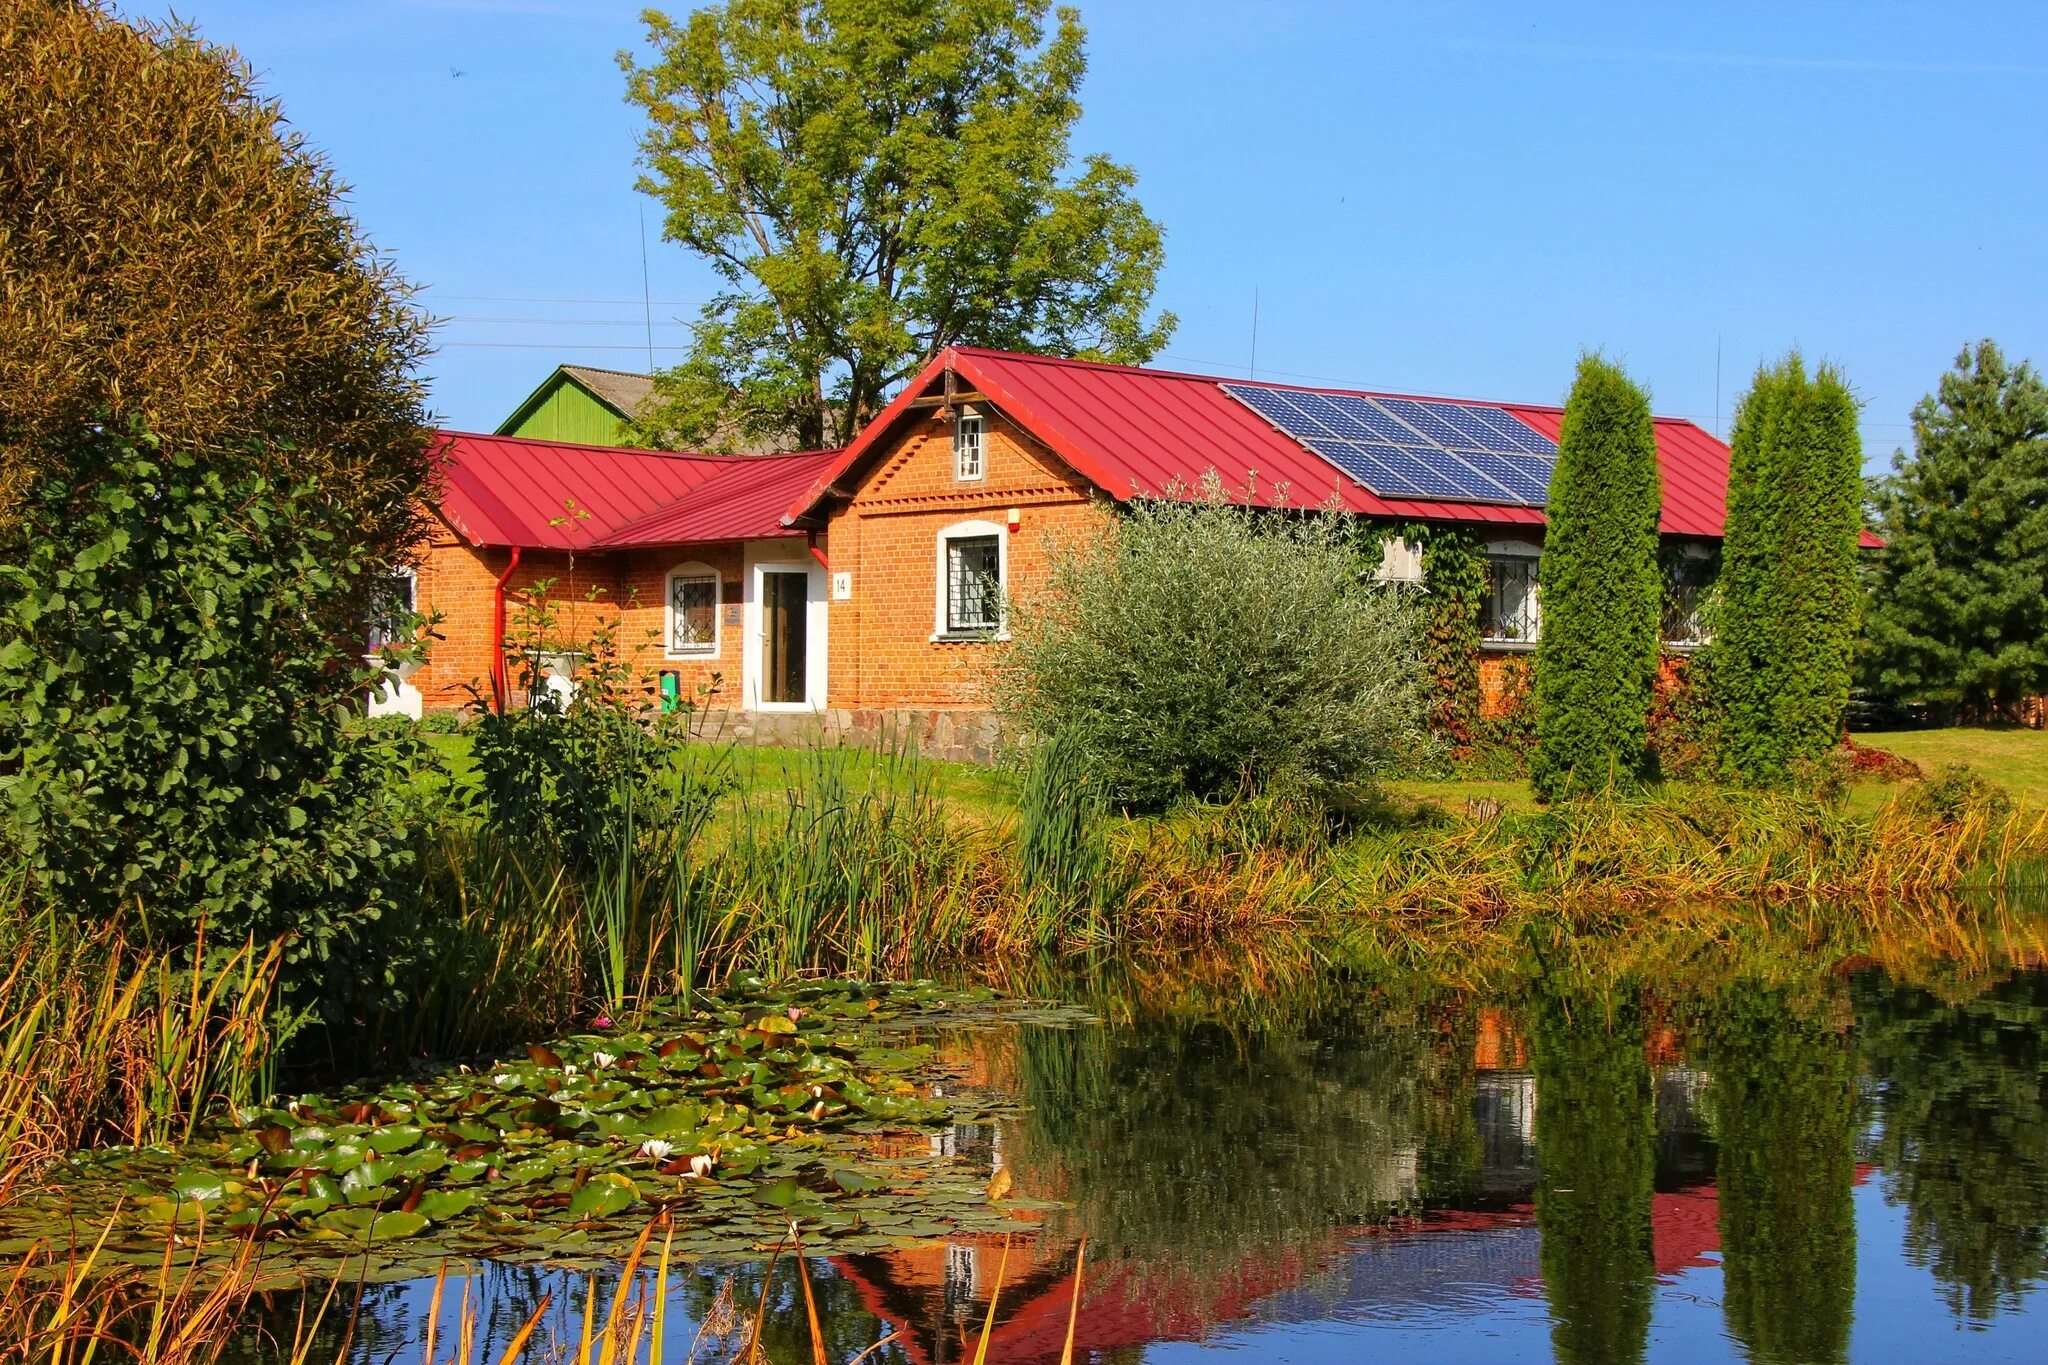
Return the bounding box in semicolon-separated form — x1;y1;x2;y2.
222;954;2048;1364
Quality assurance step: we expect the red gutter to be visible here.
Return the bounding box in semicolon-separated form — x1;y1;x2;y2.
807;530;828;570
489;544;521;713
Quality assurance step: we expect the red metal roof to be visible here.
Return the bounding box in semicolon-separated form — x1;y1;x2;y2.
599;448;839;547
787;347;1754;539
431;431;833;550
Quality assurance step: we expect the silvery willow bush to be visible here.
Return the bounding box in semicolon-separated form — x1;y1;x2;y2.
0;425;428;1013
992;482;1430;809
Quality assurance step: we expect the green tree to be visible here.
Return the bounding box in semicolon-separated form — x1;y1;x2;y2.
1713;356;1865;783
621;0;1174;451
1529;980;1656;1365
1862;341;2048;719
0;0;432;562
990;488;1429;810
1530;355;1664;801
1703;981;1857;1365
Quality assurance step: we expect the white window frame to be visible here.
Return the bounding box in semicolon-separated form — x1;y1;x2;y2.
1480;540;1542;649
664;562;722;660
933;519;1008;641
366;565;418;652
953;407;986;482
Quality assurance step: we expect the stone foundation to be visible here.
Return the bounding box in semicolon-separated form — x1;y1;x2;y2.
686;708;1008;766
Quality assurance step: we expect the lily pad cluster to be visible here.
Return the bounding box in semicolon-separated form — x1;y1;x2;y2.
4;979;1065;1281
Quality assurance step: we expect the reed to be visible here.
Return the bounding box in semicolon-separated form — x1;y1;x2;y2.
0;906;281;1177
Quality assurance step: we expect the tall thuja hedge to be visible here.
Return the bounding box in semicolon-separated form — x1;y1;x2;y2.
1714;356;1863;783
1530;356;1664;801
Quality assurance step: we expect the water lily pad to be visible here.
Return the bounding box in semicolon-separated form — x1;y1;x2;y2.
567;1173;638;1219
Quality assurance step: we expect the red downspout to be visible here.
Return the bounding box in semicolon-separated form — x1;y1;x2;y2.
807;530;828;570
489;544;522;713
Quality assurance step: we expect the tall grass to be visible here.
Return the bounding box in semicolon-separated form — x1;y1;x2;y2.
0;907;280;1178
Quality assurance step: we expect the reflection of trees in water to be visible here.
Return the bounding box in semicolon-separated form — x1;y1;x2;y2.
1855;967;2048;1322
1004;987;1469;1272
217;1257;896;1365
1530;979;1654;1365
1702;980;1857;1365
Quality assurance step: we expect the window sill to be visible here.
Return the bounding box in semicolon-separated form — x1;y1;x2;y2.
1479;639;1538;653
665;651;719;662
1662;640;1710;653
931;631;1007;644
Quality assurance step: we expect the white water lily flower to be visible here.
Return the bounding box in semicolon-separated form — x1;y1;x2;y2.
493;1073;516;1087
687;1152;718;1178
639;1139;674;1160
592;1051;617;1069
561;1063;579;1079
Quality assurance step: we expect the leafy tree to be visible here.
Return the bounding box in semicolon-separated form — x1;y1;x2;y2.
621;0;1174;451
991;486;1429;810
1702;981;1857;1365
1713;356;1864;783
0;0;433;562
1862;341;2048;718
1530;355;1664;801
0;427;428;1010
1530;979;1655;1365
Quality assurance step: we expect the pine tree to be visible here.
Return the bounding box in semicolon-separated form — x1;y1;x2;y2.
1863;341;2048;719
1714;356;1866;783
1530;355;1664;801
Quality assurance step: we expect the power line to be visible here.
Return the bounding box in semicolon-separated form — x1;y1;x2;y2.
425;292;700;306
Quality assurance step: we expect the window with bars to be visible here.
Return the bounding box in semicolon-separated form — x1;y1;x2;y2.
1480;555;1540;645
1662;551;1716;647
667;569;719;656
944;534;1001;633
954;411;985;480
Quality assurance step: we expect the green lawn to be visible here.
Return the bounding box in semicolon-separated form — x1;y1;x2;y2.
419;729;1017;818
1854;728;2048;806
417;725;2043;822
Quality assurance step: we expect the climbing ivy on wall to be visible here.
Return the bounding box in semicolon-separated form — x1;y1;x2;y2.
1419;528;1486;750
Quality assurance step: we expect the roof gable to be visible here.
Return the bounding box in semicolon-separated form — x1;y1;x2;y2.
494;365;654;438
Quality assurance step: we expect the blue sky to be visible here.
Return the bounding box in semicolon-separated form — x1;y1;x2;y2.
135;0;2048;466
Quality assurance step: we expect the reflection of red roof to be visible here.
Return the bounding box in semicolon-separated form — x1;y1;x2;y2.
430;431;837;550
830;1183;1741;1365
787;347;1851;541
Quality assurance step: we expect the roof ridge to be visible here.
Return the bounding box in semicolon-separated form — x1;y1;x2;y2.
948;346;1710;430
437;428;731;461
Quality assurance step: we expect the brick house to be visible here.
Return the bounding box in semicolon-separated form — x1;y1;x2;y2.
386;346;1800;755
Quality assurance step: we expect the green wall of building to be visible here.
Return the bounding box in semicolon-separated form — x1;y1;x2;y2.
497;377;632;445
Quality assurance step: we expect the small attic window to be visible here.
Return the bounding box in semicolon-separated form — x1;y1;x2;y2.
954;408;985;481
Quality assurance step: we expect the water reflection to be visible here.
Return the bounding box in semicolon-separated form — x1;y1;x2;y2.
229;958;2048;1363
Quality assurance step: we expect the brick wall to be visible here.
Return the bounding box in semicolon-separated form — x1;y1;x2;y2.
822;405;1099;709
410;517;757;713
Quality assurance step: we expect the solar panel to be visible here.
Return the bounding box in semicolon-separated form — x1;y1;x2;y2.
1473;406;1558;454
1222;382;1558;506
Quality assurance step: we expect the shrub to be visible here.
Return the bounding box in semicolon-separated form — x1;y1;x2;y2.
991;482;1431;809
0;1;432;566
1531;355;1665;801
0;425;429;1013
1714;354;1865;783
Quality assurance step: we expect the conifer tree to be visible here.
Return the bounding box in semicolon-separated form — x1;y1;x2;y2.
1863;342;2048;719
1530;356;1664;801
1714;356;1864;783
